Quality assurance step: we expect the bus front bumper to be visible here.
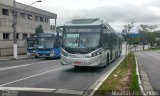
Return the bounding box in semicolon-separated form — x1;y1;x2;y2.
61;55;102;67
27;52;36;57
37;52;60;58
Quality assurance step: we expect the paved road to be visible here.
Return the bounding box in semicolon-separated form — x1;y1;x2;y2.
0;44;126;96
136;51;160;90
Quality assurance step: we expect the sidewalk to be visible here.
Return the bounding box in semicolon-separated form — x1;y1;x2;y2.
0;54;29;60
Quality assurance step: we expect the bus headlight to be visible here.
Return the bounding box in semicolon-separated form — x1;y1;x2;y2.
50;51;55;56
33;50;37;53
91;49;102;57
61;50;68;56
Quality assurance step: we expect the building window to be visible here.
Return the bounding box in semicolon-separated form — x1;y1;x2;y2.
35;16;39;21
45;18;49;23
40;17;43;22
20;13;25;19
2;8;9;16
23;34;27;39
30;34;34;37
3;33;10;40
12;11;18;17
16;33;19;39
28;14;32;20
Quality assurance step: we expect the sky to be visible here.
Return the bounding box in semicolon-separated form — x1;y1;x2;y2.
16;0;160;32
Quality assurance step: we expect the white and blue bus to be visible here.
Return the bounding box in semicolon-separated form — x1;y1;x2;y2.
61;18;122;68
35;32;62;59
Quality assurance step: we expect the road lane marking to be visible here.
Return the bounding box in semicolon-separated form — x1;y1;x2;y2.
0;61;52;71
0;59;10;61
0;59;37;64
0;87;56;93
55;89;84;95
0;87;84;95
0;66;70;86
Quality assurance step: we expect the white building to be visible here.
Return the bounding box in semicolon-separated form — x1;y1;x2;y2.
0;0;57;56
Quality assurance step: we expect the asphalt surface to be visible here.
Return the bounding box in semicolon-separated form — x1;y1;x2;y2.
0;44;126;96
136;51;160;91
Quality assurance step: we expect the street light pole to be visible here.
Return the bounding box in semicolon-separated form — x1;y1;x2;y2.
23;0;42;10
13;0;17;59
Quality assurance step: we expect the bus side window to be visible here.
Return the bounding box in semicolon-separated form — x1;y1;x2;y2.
110;33;116;50
106;33;110;49
102;28;107;48
110;33;114;50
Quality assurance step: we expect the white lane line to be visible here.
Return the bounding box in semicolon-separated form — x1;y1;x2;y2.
0;61;51;71
0;60;42;64
0;87;84;95
55;89;84;95
0;59;37;64
0;59;9;60
0;66;69;87
0;87;56;93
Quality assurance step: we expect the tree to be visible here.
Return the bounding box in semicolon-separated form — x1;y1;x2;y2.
122;20;134;41
137;24;158;46
138;24;157;33
155;32;160;47
35;24;44;34
144;32;156;47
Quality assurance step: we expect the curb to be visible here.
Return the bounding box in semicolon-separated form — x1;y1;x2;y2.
135;52;159;96
84;56;125;96
135;52;146;96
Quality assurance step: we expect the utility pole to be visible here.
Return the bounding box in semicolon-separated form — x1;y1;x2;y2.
12;0;42;59
13;0;17;59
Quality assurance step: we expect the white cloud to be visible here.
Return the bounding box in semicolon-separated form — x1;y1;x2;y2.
16;0;160;32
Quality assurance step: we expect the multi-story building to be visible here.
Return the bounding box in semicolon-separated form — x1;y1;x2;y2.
0;0;57;56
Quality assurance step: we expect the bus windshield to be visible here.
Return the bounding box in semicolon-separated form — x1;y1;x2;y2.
27;40;34;49
27;38;37;49
63;32;100;49
37;38;54;49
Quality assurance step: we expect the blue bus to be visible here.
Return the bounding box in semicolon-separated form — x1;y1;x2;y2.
26;36;38;58
35;32;62;59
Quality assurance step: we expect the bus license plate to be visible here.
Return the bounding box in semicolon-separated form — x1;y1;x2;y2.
74;62;81;65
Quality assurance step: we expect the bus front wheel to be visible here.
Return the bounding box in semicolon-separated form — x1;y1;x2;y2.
35;56;39;58
103;54;109;68
74;66;80;69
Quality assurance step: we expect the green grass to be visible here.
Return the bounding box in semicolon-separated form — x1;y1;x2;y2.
94;52;141;96
130;52;140;91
